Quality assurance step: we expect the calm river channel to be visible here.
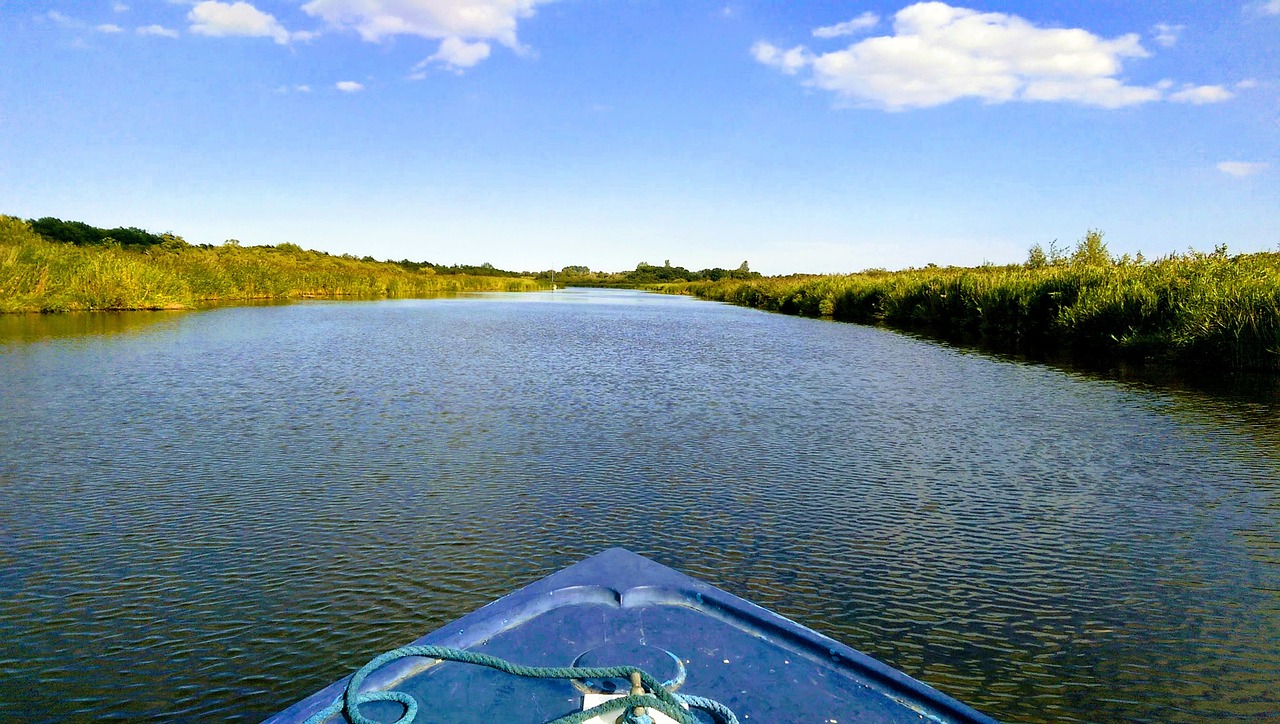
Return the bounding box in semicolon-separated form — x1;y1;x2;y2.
1;289;1278;722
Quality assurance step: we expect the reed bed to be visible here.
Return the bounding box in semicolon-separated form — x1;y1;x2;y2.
665;243;1280;371
0;216;543;312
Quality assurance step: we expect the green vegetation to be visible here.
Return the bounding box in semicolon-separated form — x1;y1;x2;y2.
664;231;1280;371
0;216;544;312
539;260;762;286
14;215;1277;371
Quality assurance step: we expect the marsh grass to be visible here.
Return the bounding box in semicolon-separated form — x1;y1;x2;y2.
0;216;543;312
664;240;1280;371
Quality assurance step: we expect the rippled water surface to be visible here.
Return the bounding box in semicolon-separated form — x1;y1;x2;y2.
1;290;1278;722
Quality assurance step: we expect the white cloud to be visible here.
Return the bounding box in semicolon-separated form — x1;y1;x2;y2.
113;3;129;12
335;80;364;92
46;10;76;26
189;1;291;44
97;23;125;33
1236;78;1258;89
1151;23;1184;47
1217;161;1269;177
1022;77;1161;108
296;84;312;92
416;36;492;73
754;2;1232;111
137;24;180;38
1248;1;1280;17
1168;84;1234;104
813;12;879;39
301;0;554;50
751;41;811;75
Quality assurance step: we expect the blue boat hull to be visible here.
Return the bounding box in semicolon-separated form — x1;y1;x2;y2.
267;548;997;723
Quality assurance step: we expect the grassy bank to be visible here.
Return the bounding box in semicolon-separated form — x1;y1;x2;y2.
665;235;1280;371
0;216;544;312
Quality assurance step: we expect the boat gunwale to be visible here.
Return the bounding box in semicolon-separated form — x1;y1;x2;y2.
264;548;998;724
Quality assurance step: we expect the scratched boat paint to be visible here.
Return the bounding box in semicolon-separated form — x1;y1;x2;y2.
0;289;1278;722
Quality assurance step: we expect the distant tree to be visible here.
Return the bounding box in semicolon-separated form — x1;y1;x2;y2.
159;233;189;250
729;260;760;280
1047;239;1067;266
1026;243;1048;269
395;258;434;272
1071;229;1111;267
109;226;163;246
627;262;696;283
30;217;101;245
28;217;171;247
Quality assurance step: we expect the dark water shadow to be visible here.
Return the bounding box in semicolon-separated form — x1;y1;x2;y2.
0;310;194;345
0;293;480;346
874;322;1280;404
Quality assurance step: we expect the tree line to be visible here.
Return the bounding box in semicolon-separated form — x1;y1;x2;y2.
26;217;761;284
29;217;189;249
542;260;762;286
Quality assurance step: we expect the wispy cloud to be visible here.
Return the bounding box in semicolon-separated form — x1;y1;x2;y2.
1217;161;1269;177
137;25;180;38
335;80;364;92
1167;84;1234;104
812;12;879;39
414;36;492;76
113;2;129;13
46;10;77;26
96;23;125;34
754;2;1233;111
751;42;811;75
303;0;554;72
1151;22;1184;47
1247;0;1280;17
302;0;556;46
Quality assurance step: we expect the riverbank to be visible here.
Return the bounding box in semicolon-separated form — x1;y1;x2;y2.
663;241;1280;372
0;216;544;312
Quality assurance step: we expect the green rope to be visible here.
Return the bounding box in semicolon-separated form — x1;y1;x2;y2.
301;644;740;724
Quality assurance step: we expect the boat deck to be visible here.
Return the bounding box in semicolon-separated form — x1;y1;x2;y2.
267;548;996;723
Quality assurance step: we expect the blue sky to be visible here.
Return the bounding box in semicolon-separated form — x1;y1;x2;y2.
1;1;1276;274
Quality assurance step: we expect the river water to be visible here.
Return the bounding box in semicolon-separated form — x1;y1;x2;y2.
1;289;1277;722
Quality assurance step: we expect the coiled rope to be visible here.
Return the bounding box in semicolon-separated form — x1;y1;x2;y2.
301;644;740;724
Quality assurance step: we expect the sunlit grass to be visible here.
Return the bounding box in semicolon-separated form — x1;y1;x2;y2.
664;234;1280;371
0;216;544;312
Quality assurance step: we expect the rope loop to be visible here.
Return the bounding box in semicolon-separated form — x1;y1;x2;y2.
301;645;739;724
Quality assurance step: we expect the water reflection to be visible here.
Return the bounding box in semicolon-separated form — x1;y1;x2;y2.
0;290;1277;723
0;310;190;344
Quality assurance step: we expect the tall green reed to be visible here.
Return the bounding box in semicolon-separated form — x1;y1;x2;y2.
0;216;544;312
664;237;1280;371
